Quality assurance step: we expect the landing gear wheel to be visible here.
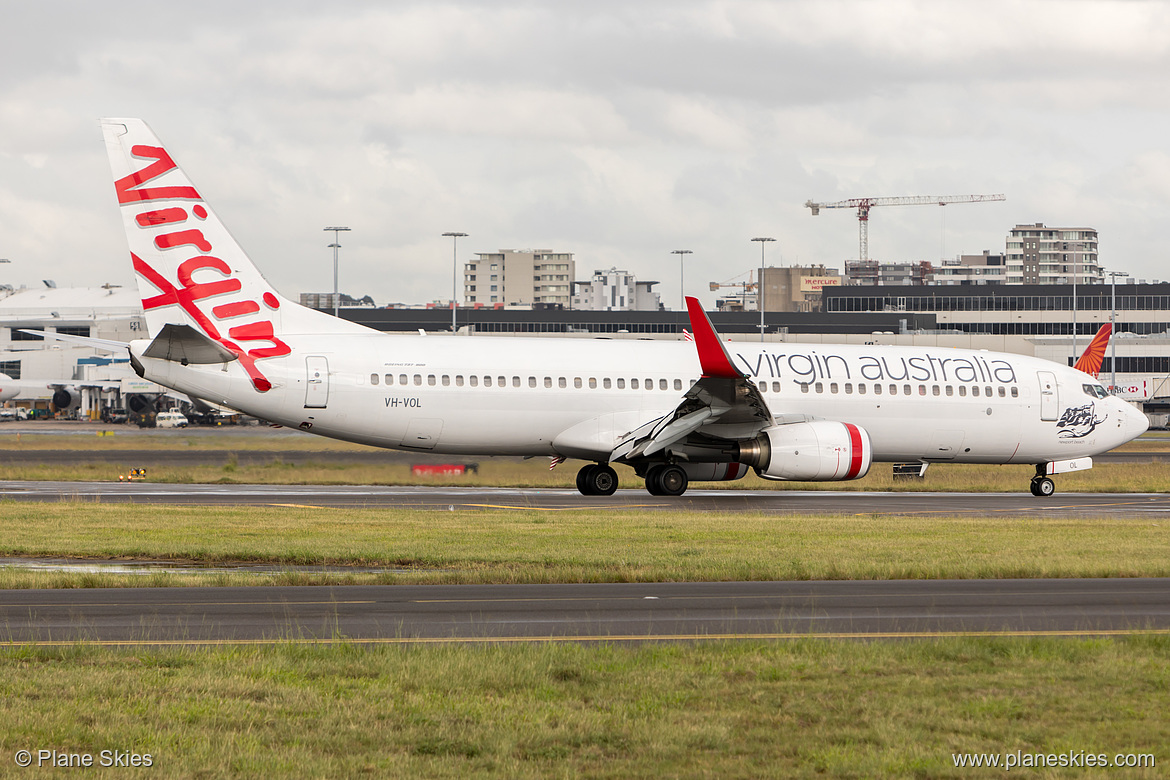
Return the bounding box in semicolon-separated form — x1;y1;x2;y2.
577;464;618;496
646;464;688;497
587;464;618;496
576;464;598;495
1030;476;1055;497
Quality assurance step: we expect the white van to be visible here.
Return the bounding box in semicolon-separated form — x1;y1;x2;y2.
156;411;189;428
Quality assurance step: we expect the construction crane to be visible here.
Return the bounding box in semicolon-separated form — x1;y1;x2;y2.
804;194;1006;262
709;271;757;312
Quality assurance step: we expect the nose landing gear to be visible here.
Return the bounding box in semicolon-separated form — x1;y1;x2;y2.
1029;475;1055;497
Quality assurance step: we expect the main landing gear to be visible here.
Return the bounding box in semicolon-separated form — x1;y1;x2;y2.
576;463;618;496
645;464;688;497
1030;465;1055;497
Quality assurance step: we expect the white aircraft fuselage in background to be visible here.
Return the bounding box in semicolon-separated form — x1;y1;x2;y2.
99;118;1148;497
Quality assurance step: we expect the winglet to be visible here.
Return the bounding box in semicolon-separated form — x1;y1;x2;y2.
685;296;744;379
1073;323;1111;377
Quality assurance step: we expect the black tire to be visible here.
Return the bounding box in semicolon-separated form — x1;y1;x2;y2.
656;465;689;497
576;464;598;495
1035;477;1055;497
644;465;665;495
589;465;618;496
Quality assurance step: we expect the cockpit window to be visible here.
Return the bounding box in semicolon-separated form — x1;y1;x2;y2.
1082;383;1108;399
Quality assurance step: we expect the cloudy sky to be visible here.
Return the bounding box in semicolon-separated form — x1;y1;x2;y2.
2;0;1169;308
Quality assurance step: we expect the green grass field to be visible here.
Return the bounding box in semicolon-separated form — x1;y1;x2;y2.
2;503;1169;589
0;637;1164;778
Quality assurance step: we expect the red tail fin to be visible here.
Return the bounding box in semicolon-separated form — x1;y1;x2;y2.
1073;323;1111;377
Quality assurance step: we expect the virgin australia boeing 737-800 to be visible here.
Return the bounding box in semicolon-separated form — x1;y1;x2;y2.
98;118;1148;497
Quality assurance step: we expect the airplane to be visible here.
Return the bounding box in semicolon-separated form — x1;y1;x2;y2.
0;373;16;403
97;118;1148;498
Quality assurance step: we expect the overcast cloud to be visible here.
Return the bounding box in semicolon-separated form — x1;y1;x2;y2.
2;0;1169;307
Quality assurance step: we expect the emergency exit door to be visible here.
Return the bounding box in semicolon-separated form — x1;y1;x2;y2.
1038;371;1058;421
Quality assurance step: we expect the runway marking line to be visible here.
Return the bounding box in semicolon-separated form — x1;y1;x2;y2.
465;503;662;511
1;628;1167;648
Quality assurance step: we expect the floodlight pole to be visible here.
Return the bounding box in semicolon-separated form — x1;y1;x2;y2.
443;232;468;332
671;250;692;311
324;227;351;317
751;237;775;341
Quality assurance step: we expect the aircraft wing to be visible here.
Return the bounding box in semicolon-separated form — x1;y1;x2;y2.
610;297;773;462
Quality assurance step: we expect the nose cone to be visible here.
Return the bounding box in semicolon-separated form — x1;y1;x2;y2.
1122;400;1150;441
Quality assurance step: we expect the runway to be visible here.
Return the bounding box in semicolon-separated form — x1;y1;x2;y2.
2;579;1167;646
2;479;1169;517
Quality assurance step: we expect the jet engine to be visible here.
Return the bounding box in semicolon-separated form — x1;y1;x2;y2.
50;386;81;411
737;421;872;481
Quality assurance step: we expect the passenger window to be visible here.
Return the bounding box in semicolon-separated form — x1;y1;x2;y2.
484;376;493;387
498;376;506;387
985;386;992;397
574;377;582;389
559;377;567;389
903;384;911;395
889;384;897;395
815;382;824;393
759;381;767;392
830;382;839;394
399;374;408;385
414;374;422;386
772;382;780;393
631;379;639;389
858;383;866;395
659;379;668;390
442;375;450;387
603;378;612;389
998;386;1005;397
932;385;940;396
385;374;393;385
456;375;464;387
946;386;953;396
544;377;552;388
675;379;683;391
617;378;626;389
972;386;979;397
844;383;853;394
370;373;379;385
512;377;520;388
428;375;436;386
873;384;881;395
589;378;597;389
469;376;478;387
1011;387;1019;398
645;378;653;389
529;377;537;388
800;382;810;394
959;385;966;397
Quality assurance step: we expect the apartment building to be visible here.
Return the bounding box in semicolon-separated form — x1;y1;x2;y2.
464;249;574;307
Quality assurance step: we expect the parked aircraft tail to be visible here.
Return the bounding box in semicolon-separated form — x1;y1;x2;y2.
1073;323;1111;378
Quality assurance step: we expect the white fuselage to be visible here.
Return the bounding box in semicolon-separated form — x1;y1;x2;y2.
132;332;1149;467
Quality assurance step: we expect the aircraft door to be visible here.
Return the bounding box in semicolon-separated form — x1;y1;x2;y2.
305;356;330;409
1038;371;1058;421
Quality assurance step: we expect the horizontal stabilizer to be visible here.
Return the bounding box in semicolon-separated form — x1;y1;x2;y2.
142;323;239;364
19;330;129;353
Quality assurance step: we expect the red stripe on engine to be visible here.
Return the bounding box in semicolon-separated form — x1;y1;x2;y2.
844;423;864;479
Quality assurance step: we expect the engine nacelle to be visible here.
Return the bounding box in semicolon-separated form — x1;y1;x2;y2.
50;386;80;411
739;421;872;481
680;462;750;482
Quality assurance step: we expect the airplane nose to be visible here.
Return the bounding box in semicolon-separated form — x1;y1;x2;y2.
1122;400;1149;440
